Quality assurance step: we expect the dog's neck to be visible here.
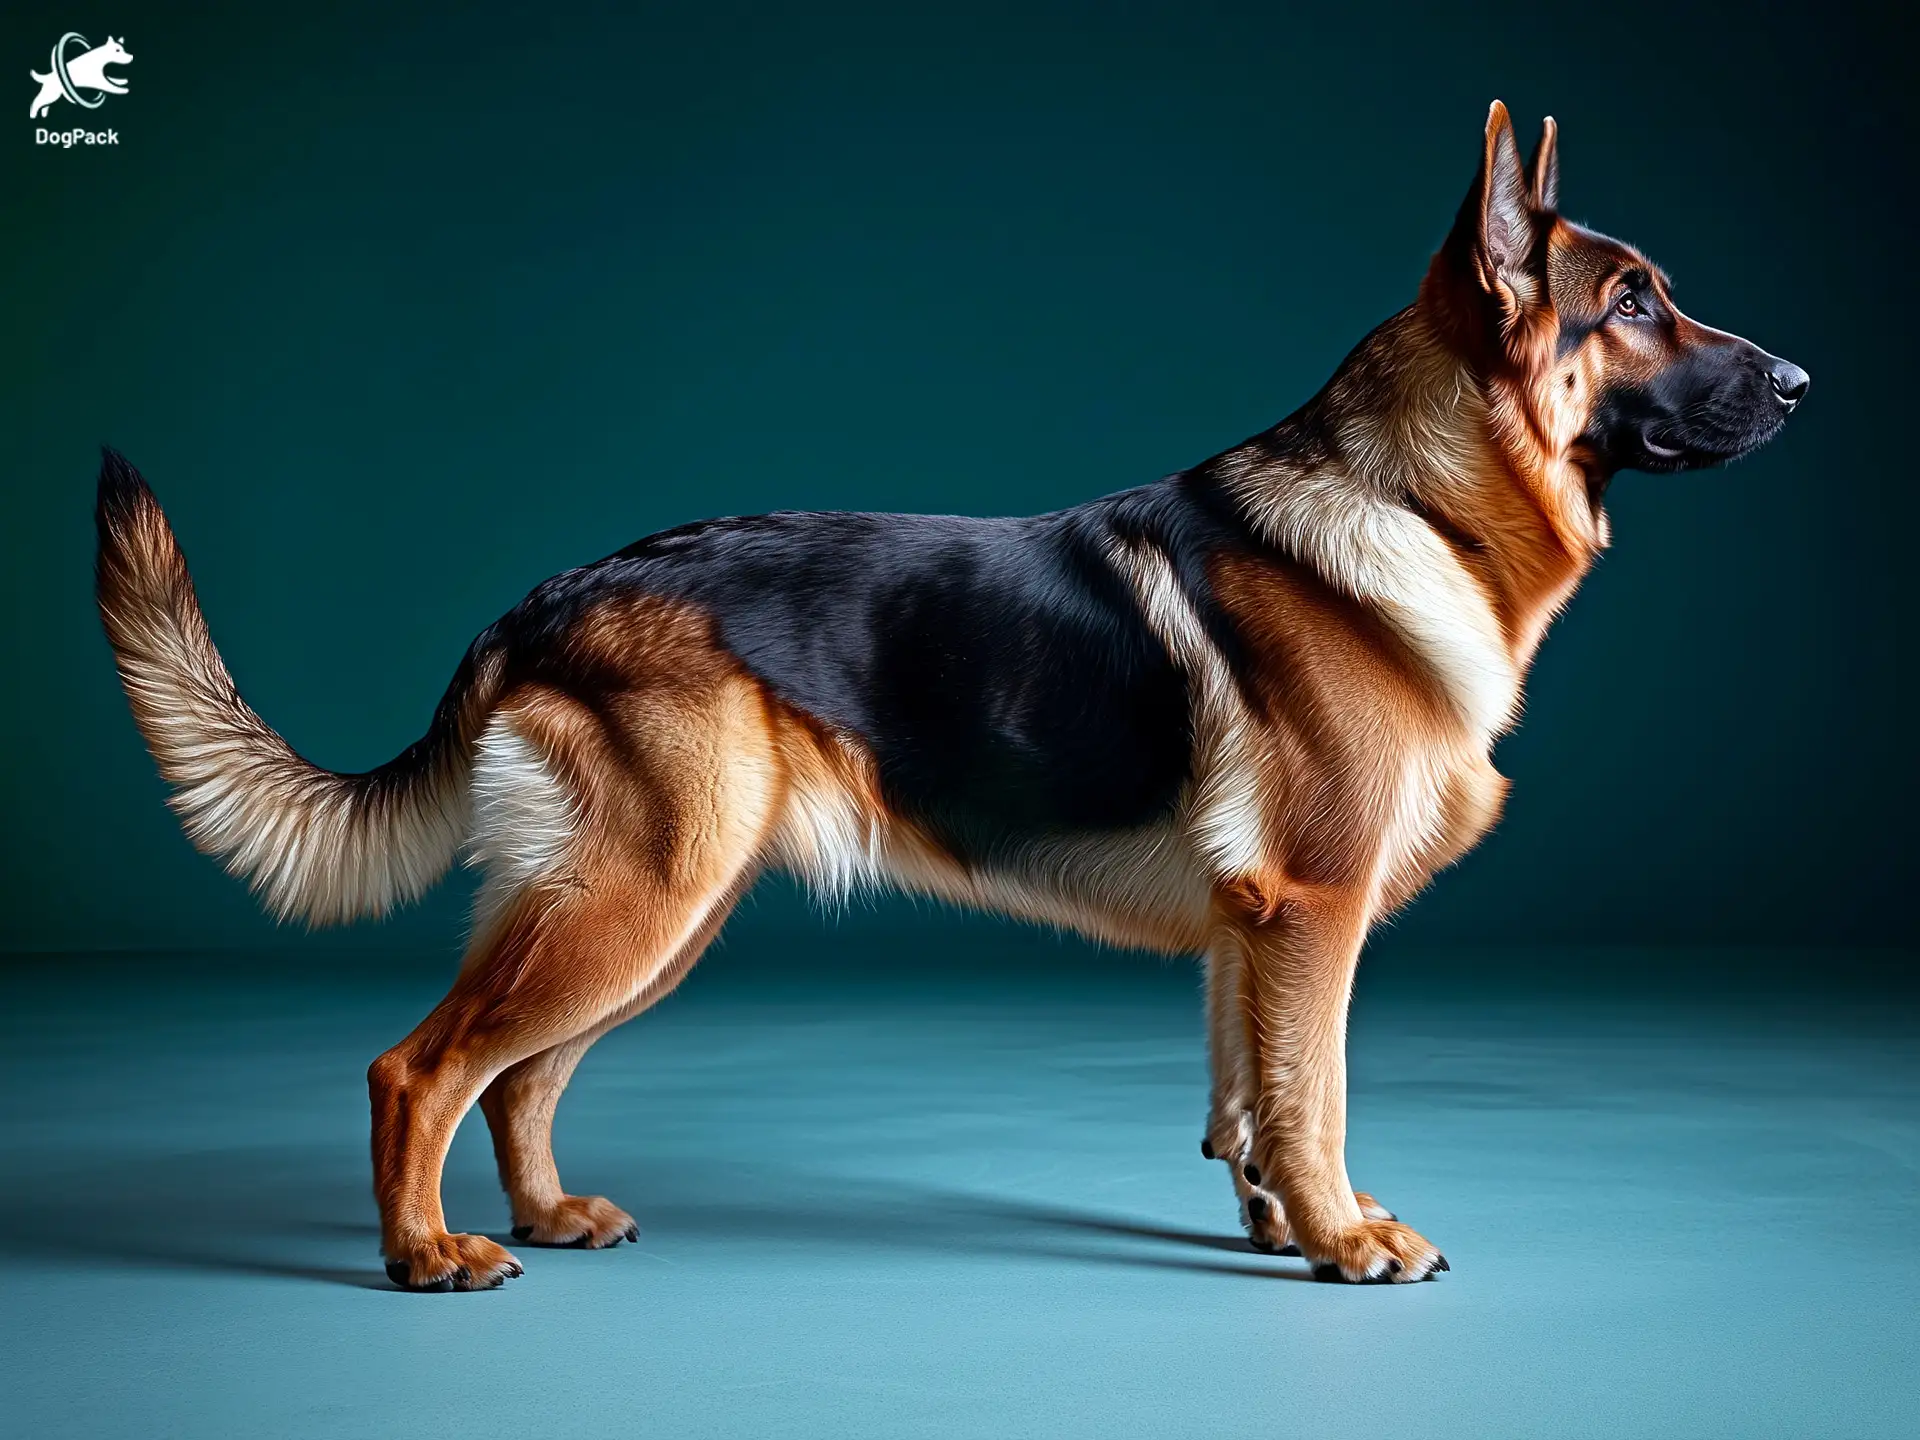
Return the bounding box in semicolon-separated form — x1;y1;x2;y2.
1221;305;1604;687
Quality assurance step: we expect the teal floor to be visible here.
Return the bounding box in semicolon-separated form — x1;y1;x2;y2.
2;938;1915;1438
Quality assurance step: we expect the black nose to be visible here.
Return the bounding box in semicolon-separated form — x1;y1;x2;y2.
1769;358;1810;407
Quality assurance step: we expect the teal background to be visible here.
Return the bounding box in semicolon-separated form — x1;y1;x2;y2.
4;941;1916;1439
1;0;1912;955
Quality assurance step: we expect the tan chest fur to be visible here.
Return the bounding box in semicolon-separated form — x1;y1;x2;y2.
1201;545;1517;922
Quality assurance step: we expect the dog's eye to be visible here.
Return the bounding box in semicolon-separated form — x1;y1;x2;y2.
1614;293;1642;319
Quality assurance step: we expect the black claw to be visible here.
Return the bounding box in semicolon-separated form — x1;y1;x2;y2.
1435;1254;1450;1272
1313;1262;1345;1283
1385;1212;1398;1222
504;1262;524;1278
511;1224;534;1241
452;1265;472;1287
1248;1235;1275;1253
385;1261;409;1286
624;1225;640;1243
1387;1258;1403;1274
1242;1163;1262;1186
1200;1137;1215;1160
565;1233;593;1248
1279;1243;1301;1257
1246;1194;1270;1224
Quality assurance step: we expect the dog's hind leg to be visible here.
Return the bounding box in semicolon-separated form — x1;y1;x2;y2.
478;1029;634;1251
477;872;745;1248
367;675;778;1291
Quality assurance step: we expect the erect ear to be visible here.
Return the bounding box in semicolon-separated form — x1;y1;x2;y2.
1528;116;1559;213
1444;101;1540;305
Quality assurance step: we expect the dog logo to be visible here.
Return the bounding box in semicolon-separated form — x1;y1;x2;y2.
29;33;131;119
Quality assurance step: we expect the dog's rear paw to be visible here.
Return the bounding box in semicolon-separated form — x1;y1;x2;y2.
384;1232;523;1292
509;1194;639;1249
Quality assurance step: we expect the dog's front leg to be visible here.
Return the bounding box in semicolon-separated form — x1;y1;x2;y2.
1202;930;1392;1255
1223;882;1447;1282
1200;932;1255;1174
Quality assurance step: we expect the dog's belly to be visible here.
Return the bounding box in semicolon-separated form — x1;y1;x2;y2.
769;747;1217;952
914;821;1216;952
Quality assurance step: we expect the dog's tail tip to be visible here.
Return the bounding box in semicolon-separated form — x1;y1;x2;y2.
96;445;151;514
93;447;177;603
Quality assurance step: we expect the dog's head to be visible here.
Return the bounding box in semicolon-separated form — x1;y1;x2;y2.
99;36;132;66
1427;102;1807;484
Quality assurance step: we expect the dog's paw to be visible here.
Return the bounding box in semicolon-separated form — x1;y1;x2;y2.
1203;1117;1404;1264
1302;1218;1447;1284
384;1232;523;1292
1241;1188;1298;1255
1233;1170;1394;1257
509;1194;639;1249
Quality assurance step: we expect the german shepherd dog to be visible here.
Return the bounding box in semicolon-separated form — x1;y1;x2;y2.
95;103;1808;1289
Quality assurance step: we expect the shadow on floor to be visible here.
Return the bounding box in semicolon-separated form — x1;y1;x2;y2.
0;1148;1307;1288
1;1148;391;1289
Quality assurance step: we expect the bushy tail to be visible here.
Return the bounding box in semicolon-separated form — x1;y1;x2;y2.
93;449;503;925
